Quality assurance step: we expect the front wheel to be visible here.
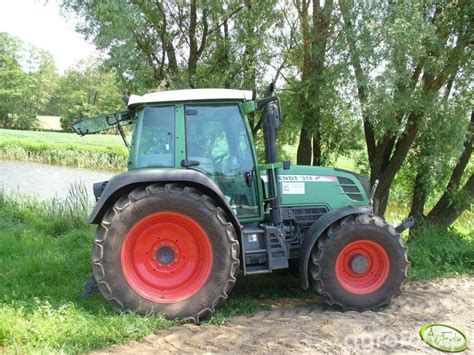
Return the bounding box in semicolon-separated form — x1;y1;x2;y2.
309;214;409;311
92;183;240;322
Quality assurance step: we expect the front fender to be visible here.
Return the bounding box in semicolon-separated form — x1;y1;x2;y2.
88;168;241;232
298;205;373;289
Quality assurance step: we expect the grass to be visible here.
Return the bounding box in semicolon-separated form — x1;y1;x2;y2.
0;188;313;353
407;224;473;281
384;202;473;281
0;129;128;171
1;129;358;173
0;186;472;353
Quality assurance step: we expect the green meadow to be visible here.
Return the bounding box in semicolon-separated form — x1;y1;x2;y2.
0;129;128;171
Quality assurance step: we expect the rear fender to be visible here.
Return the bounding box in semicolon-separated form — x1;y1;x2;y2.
298;205;373;289
88;169;241;233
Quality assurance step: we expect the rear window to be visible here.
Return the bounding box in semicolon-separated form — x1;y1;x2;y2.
135;106;175;168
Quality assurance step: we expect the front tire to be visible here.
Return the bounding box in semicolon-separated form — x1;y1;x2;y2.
92;183;240;322
309;214;409;311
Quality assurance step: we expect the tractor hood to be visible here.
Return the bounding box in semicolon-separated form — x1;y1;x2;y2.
262;165;370;211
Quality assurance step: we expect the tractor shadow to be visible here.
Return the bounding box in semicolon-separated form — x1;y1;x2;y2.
209;269;321;321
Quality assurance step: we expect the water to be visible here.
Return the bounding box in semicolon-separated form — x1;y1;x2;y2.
0;160;113;202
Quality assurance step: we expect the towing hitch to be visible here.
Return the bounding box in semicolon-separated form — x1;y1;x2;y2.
395;216;415;233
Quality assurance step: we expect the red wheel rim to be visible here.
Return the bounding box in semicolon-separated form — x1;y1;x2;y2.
335;239;389;295
121;212;213;303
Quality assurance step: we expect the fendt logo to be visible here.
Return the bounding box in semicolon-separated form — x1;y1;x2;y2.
278;175;338;182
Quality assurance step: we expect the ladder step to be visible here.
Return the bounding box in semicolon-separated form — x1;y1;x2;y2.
245;266;271;274
245;249;267;254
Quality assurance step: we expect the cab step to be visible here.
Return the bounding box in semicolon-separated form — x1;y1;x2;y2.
241;226;289;275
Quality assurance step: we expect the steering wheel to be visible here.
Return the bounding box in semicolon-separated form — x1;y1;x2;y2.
212;152;229;164
221;155;241;176
147;147;160;154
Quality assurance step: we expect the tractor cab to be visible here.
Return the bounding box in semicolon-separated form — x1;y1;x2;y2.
127;94;260;218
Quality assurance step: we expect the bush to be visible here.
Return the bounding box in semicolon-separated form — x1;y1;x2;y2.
407;224;474;281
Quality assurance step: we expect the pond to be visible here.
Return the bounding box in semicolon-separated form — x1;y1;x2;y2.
0;160;113;202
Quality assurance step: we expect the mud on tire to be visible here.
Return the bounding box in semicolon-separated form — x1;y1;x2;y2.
309;214;409;311
92;183;240;322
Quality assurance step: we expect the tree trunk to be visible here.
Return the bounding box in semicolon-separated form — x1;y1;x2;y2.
427;175;474;227
425;111;473;226
410;172;427;223
340;1;469;217
295;0;333;166
297;123;312;165
312;123;322;165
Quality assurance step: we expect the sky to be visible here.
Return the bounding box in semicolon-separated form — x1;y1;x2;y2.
0;0;98;73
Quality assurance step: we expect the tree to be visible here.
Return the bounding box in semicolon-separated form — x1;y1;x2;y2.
293;0;334;165
340;0;473;215
0;32;58;130
276;1;361;166
410;109;473;227
54;59;124;130
60;0;280;103
0;33;25;128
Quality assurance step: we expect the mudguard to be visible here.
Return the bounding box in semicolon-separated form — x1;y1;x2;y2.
298;205;373;289
88;169;241;232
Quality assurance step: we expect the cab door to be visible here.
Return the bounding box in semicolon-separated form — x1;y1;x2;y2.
185;104;259;218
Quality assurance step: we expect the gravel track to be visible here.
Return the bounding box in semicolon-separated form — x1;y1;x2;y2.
98;276;474;354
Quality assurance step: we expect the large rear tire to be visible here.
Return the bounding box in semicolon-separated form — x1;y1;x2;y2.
92;183;240;322
309;214;409;311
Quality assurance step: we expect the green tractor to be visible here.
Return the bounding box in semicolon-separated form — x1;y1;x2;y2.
73;86;410;321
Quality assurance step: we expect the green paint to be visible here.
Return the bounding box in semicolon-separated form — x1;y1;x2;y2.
258;162;284;202
280;165;368;209
239;100;257;114
174;104;185;168
420;323;469;352
241;106;265;220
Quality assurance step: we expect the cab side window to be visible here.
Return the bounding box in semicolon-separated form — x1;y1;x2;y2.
136;106;175;168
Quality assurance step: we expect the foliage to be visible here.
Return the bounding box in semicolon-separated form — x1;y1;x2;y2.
0;32;58;130
339;0;473;217
407;224;473;281
2;0;472;228
60;0;281;97
52;59;125;130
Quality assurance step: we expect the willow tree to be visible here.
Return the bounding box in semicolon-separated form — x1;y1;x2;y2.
61;1;279;96
284;0;361;166
340;0;473;216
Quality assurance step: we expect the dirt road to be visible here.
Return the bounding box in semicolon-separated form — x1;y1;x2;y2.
101;276;473;353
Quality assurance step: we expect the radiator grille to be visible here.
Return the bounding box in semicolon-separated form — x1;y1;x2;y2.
337;177;364;201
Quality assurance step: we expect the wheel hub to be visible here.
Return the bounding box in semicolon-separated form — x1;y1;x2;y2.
350;254;369;274
335;239;390;295
121;212;213;303
156;246;175;265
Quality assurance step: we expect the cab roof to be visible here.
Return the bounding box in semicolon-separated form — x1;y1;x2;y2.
127;89;253;107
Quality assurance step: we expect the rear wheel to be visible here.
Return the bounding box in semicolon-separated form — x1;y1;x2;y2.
309;214;409;311
92;183;240;322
